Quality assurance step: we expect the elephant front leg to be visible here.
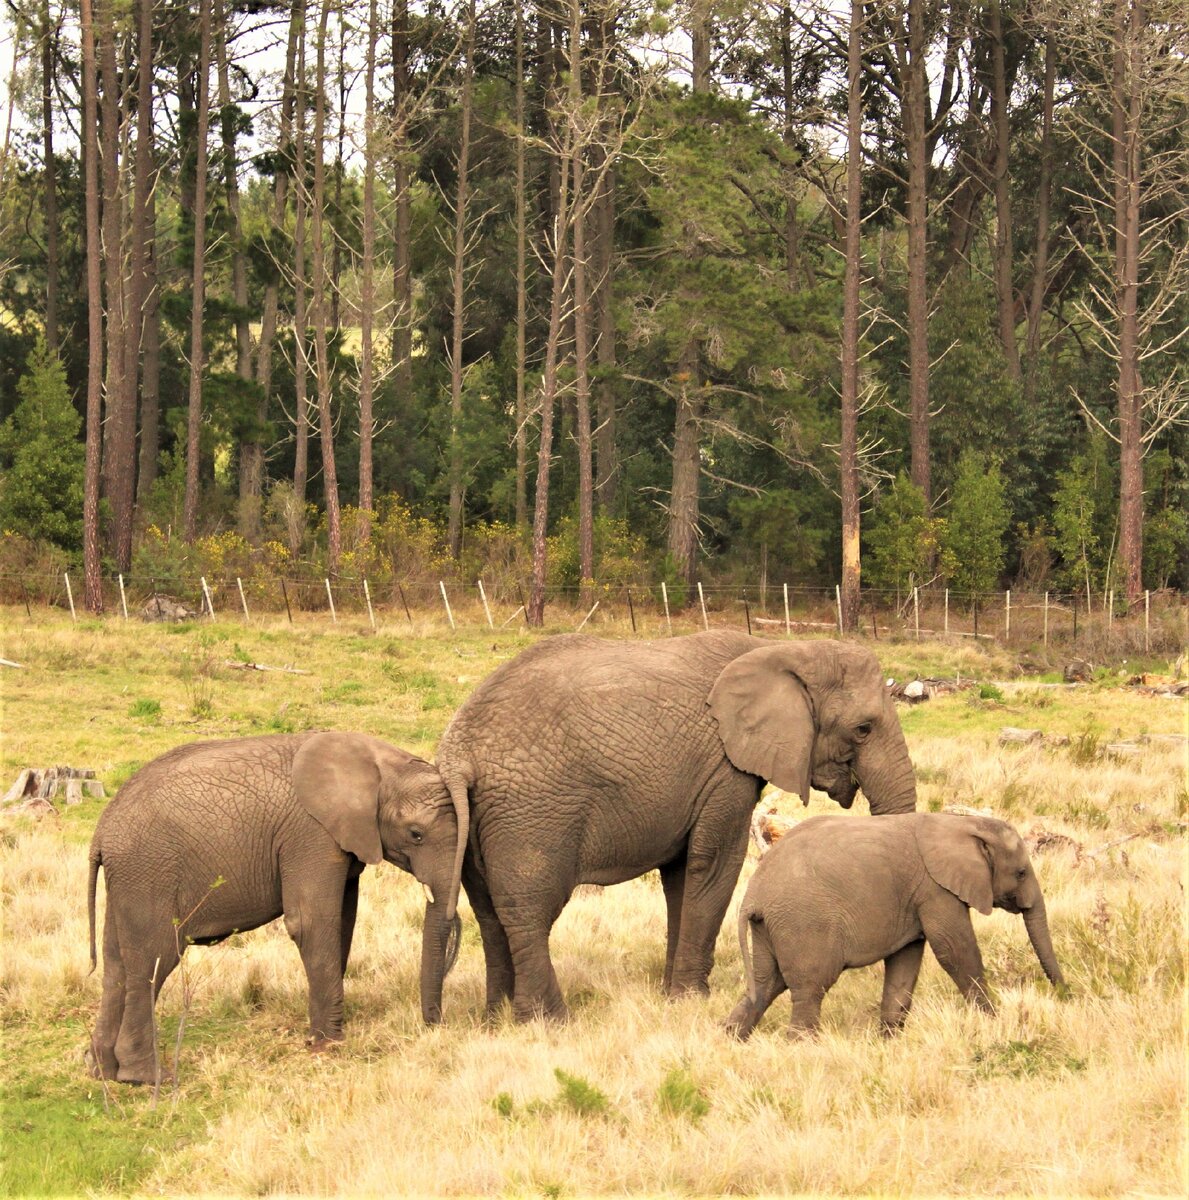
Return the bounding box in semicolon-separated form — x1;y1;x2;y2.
880;938;926;1034
339;873;360;976
920;901;995;1015
283;873;349;1046
668;816;751;997
659;857;687;994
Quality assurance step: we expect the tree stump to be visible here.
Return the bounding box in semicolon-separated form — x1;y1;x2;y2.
2;766;105;812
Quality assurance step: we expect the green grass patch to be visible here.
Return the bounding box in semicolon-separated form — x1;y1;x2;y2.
657;1066;710;1122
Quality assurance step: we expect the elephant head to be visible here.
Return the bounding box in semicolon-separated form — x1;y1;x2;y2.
708;640;917;814
916;814;1066;989
292;731;468;1022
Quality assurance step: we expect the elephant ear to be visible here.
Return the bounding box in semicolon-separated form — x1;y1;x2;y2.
915;816;995;915
293;731;406;865
707;642;838;803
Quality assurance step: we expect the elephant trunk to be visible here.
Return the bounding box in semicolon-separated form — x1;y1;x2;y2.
856;755;918;815
419;901;461;1025
1022;893;1066;990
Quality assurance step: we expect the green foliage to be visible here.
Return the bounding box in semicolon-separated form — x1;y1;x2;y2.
942;451;1010;594
0;341;84;550
1051;437;1118;598
865;474;942;598
128;697;162;722
971;1037;1086;1080
547;515;649;591
656;1066;710;1122
551;1069;612;1118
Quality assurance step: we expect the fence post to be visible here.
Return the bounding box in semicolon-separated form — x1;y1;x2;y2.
625;588;637;633
944;587;949;635
973;594;979;640
913;586;919;640
363;579;376;631
661;582;672;635
118;574;129;620
477;579;494;630
1043;591;1049;646
237;577;250;620
324;578;337;623
20;578;32;618
836;585;843;636
783;583;790;636
743;597;752;636
280;578;293;624
697;581;709;631
1005;589;1011;641
398;582;413;625
1144;589;1150;652
1072;593;1077;643
576;600;599;631
201;576;215;620
1108;589;1114;631
64;571;76;621
439;581;456;630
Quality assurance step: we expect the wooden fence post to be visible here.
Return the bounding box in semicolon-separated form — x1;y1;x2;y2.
697;581;709;631
397;582;413;625
118;574;129;619
1005;589;1011;641
836;585;843;636
364;579;376;631
743;597;752;636
783;583;790;636
576;601;599;631
625;588;636;633
281;578;293;624
237;577;250;619
201;576;216;620
1144;590;1150;652
944;587;949;635
1043;591;1049;646
324;578;337;623
661;582;672;635
913;587;919;640
439;581;455;630
477;579;494;630
64;572;76;621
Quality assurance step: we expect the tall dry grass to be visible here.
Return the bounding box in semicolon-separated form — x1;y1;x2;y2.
1;612;1185;1195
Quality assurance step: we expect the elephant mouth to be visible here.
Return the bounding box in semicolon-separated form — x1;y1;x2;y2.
823;774;859;808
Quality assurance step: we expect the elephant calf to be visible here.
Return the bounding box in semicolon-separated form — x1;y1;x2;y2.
725;813;1066;1039
87;731;465;1083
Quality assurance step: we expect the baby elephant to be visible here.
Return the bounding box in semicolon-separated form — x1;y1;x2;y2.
88;731;465;1083
725;812;1066;1039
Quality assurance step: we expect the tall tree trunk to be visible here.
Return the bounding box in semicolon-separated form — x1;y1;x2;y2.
391;0;413;402
293;14;311;506
904;0;931;506
357;0;379;535
570;0;593;589
989;0;1020;381
331;10;347;332
41;1;58;352
98;0;133;567
214;0;250;381
839;0;863;634
80;0;104;613
247;0;302;531
136;176;160;501
514;0;529;529
447;0;476;560
690;0;711;92
183;0;212;541
311;0;342;570
781;2;800;287
1115;0;1143;601
527;73;575;627
592;3;618;512
1024;30;1054;361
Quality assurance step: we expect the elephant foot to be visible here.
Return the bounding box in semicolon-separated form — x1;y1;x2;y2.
87;1042;120;1081
666;979;711;1000
115;1063;173;1086
512;999;569;1025
306;1036;344;1055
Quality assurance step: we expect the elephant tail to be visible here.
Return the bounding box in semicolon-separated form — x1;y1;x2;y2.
738;901;758;1004
87;847;101;975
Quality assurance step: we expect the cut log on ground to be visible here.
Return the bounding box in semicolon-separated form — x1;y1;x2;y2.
2;766;105;808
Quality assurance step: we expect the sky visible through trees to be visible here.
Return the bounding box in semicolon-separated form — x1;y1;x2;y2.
0;0;1185;621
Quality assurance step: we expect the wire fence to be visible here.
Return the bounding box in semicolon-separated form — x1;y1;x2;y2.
3;568;1185;656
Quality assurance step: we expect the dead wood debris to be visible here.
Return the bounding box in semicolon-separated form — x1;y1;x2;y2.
2;766;106;816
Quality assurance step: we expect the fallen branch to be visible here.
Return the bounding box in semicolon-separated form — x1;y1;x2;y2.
0;657;24;668
223;660;309;675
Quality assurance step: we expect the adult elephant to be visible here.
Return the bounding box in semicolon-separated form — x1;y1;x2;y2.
429;631;917;1024
88;731;465;1083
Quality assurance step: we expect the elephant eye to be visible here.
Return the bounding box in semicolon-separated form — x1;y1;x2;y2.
1016;867;1027;879
410;829;424;844
854;722;873;741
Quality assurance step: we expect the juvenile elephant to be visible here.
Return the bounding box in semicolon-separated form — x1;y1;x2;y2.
429;631;917;1025
88;731;465;1083
725;812;1066;1039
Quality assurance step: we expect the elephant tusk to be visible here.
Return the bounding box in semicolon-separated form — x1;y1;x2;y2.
423;882;436;905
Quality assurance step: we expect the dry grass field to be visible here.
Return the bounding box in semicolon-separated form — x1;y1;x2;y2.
1;607;1185;1197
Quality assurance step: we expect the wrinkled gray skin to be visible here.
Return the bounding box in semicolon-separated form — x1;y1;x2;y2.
725;812;1066;1039
431;632;917;1025
88;731;464;1083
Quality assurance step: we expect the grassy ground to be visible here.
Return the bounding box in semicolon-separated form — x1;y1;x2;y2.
1;608;1185;1197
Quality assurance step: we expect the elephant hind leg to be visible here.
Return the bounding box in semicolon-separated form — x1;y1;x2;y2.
880;938;926;1034
90;903;125;1080
496;889;568;1024
112;933;182;1085
724;920;786;1040
659;856;686;994
463;862;514;1018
